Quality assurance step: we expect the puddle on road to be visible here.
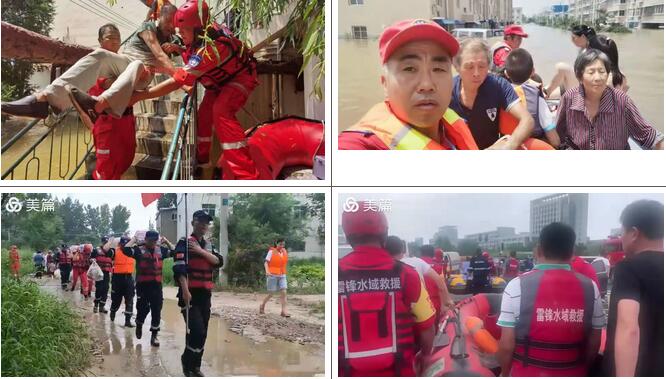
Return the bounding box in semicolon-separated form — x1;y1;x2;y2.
42;283;324;376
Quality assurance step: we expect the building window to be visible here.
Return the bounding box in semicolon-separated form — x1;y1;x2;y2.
201;203;216;219
619;10;625;16
351;25;367;39
171;213;177;221
349;0;364;4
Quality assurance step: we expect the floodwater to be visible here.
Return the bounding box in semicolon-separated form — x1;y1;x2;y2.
1;116;91;180
42;282;324;377
338;24;664;133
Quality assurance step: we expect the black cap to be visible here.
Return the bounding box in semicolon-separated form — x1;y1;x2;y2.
119;236;131;245
101;235;109;243
193;210;213;223
145;231;159;241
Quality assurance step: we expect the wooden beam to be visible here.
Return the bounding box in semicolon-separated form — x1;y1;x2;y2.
256;59;303;76
1;22;93;65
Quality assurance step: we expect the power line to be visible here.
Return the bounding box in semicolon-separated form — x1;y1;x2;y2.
69;0;137;30
89;0;141;29
69;0;136;30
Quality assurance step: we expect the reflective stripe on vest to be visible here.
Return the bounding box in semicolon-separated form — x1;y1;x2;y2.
113;247;135;274
137;245;163;283
512;269;595;372
59;252;72;265
186;236;215;290
345;102;479;150
338;261;414;375
96;255;113;273
188;255;214;289
267;247;288;276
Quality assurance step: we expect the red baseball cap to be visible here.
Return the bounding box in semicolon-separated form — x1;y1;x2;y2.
504;24;528;37
379;19;459;63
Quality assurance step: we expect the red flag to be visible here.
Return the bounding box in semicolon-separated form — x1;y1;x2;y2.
141;193;162;207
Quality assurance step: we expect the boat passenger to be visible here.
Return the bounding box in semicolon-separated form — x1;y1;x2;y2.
545;25;596;98
555;49;664;150
449;38;534;149
497;222;605;376
502;48;560;148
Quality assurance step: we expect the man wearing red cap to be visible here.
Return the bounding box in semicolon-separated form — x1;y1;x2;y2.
491;25;528;74
339;200;436;376
339;19;478;150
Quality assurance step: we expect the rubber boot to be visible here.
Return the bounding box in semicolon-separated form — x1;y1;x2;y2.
110;311;116;321
191;368;205;377
181;354;193;377
124;314;135;328
150;330;160;347
99;303;108;314
135;322;143;339
93;302;98;313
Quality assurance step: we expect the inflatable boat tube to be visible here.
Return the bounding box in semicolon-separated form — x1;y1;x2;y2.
246;116;324;179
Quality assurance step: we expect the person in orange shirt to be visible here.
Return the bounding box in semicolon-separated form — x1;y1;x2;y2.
260;238;290;317
9;245;21;280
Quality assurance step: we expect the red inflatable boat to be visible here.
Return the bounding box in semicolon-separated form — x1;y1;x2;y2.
245;116;324;179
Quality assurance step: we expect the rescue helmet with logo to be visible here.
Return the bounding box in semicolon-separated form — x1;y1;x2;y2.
174;0;209;30
341;201;388;238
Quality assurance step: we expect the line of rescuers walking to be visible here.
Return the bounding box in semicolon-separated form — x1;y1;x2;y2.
54;210;223;377
339;201;607;377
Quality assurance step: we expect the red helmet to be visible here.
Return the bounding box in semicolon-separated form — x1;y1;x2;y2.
83;243;94;254
174;0;209;30
482;251;490;257
341;201;388;237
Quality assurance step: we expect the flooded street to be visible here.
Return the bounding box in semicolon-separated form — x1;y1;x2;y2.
1;116;91;180
41;279;324;377
338;24;663;133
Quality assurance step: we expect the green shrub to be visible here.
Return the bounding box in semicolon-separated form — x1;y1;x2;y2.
1;279;93;376
287;262;324;294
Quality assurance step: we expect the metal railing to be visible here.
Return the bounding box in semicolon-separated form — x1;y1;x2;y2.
2;109;94;180
161;84;198;180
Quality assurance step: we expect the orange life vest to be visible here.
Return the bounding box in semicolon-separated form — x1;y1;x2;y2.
113;247;135;274
267;247;288;276
498;80;555;150
346;102;479;150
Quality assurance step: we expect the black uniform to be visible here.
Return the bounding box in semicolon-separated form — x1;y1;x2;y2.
124;244;173;341
173;234;224;375
91;247;113;312
469;255;491;294
56;248;72;289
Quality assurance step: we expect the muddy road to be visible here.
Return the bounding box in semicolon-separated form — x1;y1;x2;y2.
40;279;324;376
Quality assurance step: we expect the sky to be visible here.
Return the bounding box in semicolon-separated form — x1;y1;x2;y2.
338;193;664;241
54;193;158;233
514;0;570;17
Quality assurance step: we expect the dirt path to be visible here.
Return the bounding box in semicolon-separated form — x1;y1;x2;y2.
162;287;325;345
38;278;324;376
